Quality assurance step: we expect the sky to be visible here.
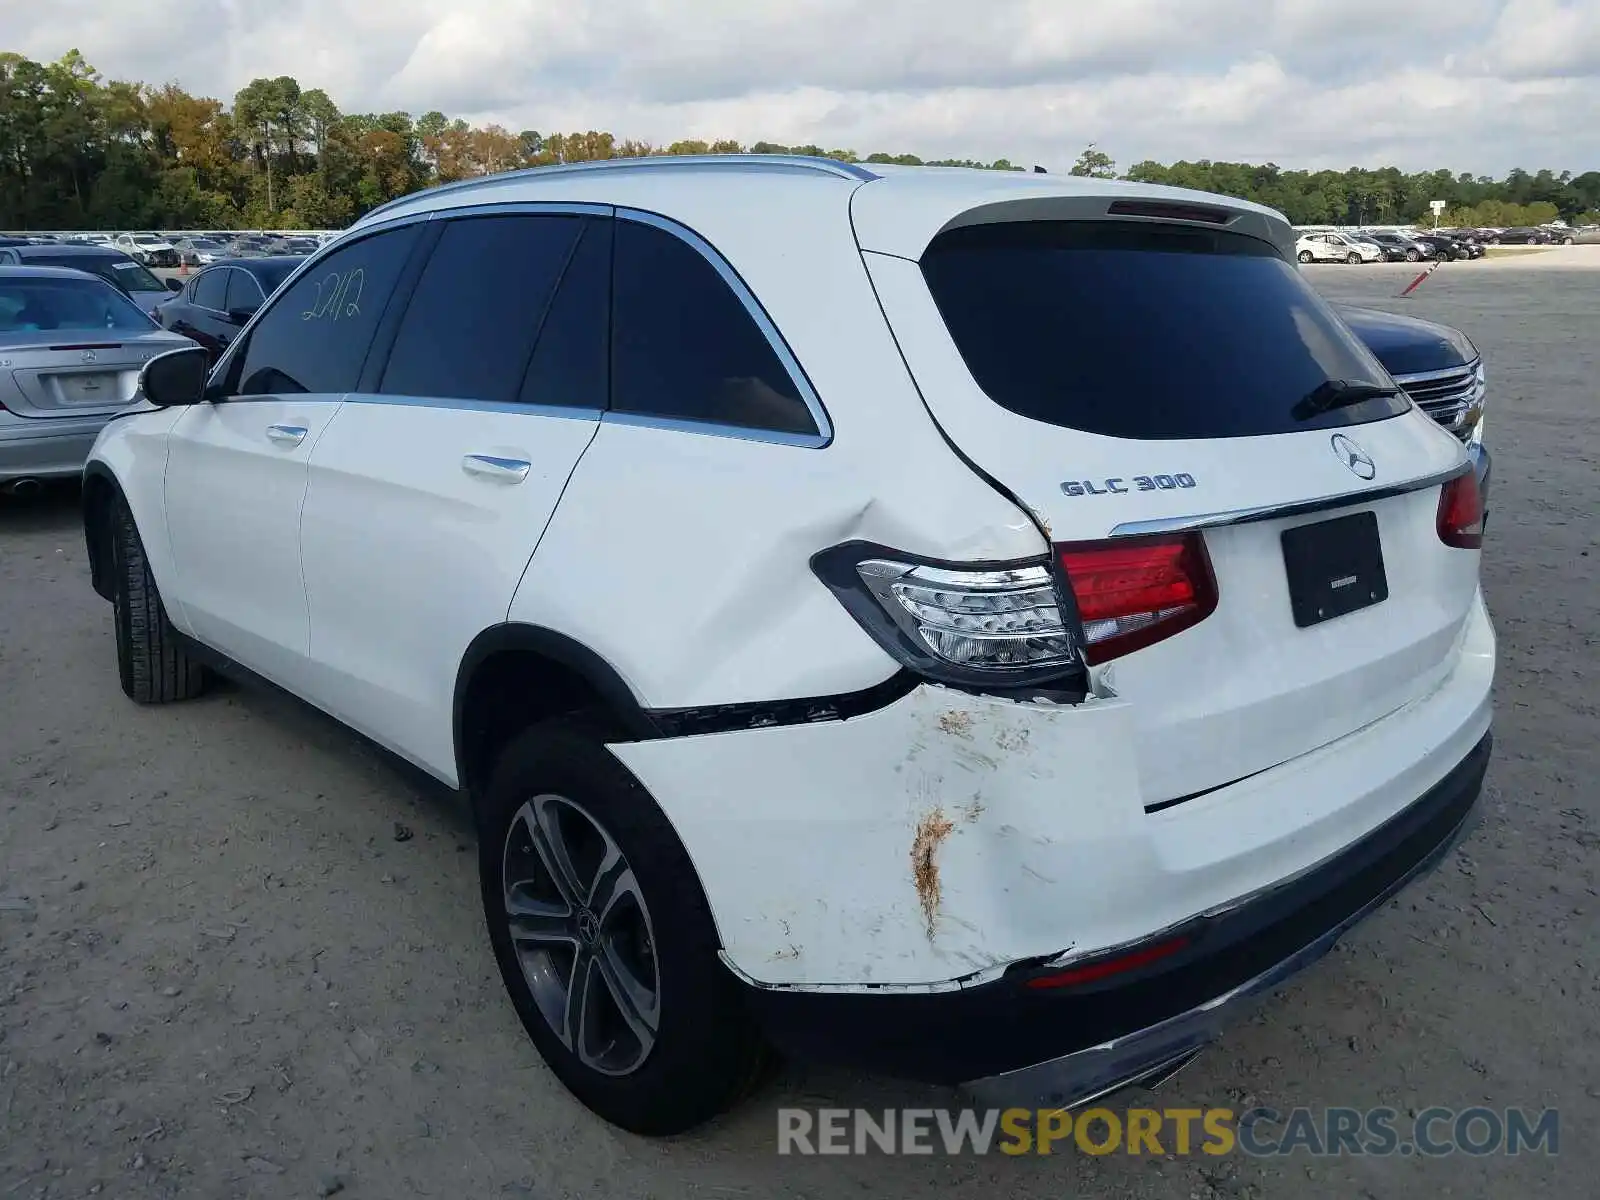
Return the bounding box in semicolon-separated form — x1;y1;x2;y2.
10;0;1600;176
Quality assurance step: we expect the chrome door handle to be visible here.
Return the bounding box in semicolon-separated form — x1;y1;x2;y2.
266;424;308;446
462;454;531;483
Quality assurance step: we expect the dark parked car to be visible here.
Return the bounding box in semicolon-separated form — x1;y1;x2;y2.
1410;233;1467;261
0;243;171;315
153;256;305;364
1494;227;1550;245
1335;303;1490;520
1356;230;1427;261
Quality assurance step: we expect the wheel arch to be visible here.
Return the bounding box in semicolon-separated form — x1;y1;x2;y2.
82;461;125;602
452;624;661;805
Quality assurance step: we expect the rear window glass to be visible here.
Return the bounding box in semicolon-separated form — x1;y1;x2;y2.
0;277;155;333
30;255;163;294
920;221;1408;440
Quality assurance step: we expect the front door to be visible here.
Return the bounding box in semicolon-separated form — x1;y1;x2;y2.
161;222;426;693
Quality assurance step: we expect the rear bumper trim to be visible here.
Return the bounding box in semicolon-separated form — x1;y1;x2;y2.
962;734;1489;1109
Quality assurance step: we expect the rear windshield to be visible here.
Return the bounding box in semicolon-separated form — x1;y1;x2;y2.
30;255;162;294
249;257;305;293
920;221;1407;440
0;277;156;333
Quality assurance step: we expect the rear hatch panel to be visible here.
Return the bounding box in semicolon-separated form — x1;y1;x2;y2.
859;210;1478;806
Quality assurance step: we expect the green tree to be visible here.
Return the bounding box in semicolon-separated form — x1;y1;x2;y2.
1068;144;1116;178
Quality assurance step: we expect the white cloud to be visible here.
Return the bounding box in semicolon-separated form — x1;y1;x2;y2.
9;0;1599;173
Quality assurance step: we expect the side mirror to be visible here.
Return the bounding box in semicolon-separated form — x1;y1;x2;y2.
140;345;210;408
225;307;257;326
165;277;184;293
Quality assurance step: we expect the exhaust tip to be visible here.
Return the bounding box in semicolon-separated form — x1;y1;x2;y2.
4;478;45;497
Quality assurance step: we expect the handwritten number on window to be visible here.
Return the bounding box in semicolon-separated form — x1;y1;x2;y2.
301;267;365;323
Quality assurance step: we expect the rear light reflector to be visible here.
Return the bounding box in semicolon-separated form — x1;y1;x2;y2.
1024;936;1191;989
48;343;120;352
1056;533;1218;664
1436;471;1484;549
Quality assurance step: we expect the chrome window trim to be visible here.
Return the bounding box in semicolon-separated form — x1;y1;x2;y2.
613;206;833;449
1108;460;1472;538
341;393;603;422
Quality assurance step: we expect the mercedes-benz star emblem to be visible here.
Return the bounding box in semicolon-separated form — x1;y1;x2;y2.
1330;433;1376;480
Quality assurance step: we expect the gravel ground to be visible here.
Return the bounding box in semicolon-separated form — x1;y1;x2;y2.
2;260;1597;1198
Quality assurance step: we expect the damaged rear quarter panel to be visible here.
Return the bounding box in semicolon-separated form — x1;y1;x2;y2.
609;685;1148;987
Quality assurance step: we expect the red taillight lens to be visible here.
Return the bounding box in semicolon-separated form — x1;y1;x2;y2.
1436;472;1484;549
1056;533;1218;665
1024;936;1191;990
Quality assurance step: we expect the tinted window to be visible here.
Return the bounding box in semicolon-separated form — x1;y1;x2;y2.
234;225;419;396
519;220;610;410
611;219;816;436
192;268;227;310
380;214;582;403
225;268;264;312
920;221;1406;441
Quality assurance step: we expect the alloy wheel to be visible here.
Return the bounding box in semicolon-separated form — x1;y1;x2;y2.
502;793;661;1076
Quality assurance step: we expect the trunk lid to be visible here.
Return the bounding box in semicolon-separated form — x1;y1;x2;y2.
3;329;192;418
859;203;1480;806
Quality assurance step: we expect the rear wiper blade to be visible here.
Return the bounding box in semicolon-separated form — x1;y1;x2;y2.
1292;379;1401;421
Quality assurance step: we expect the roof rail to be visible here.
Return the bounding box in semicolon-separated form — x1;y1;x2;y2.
360;154;879;222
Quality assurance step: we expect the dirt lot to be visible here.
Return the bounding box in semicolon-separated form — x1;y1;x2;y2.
3;260;1597;1198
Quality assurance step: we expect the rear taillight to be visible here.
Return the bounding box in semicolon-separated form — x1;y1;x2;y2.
810;543;1086;695
1437;472;1483;549
1055;533;1218;665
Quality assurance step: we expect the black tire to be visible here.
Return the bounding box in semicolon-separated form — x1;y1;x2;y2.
1405;248;1421;262
478;720;768;1135
1297;250;1314;263
109;496;207;703
1346;252;1361;265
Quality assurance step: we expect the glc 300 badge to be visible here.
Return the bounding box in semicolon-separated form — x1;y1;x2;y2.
1060;473;1198;497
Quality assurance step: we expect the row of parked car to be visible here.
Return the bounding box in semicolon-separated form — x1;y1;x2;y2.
0;230;335;269
1295;223;1590;265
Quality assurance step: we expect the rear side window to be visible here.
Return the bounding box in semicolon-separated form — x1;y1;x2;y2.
380;214;584;403
920;221;1408;440
224;269;264;313
192;269;227;310
234;224;419;396
611;219;817;436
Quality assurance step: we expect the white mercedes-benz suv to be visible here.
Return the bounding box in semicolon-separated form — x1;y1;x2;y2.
81;156;1494;1135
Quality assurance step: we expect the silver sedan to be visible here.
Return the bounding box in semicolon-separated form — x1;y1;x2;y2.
1;266;196;493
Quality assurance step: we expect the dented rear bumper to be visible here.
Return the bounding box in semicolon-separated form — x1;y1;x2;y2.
611;592;1493;988
747;730;1488;1095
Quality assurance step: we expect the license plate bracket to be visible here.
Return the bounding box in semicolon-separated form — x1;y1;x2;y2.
57;373;116;403
1281;511;1388;628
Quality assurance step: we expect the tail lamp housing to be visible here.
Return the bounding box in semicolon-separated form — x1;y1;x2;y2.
1437;470;1484;549
812;530;1221;693
1055;532;1219;665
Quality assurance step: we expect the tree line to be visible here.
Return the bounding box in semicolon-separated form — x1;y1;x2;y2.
4;50;1597;232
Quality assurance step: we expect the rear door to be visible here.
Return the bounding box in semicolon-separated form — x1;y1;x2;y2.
296;208;610;779
162;223;425;689
861;212;1477;806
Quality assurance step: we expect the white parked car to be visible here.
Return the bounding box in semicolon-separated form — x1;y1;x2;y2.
1296;231;1384;264
112;232;179;268
82;157;1494;1135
